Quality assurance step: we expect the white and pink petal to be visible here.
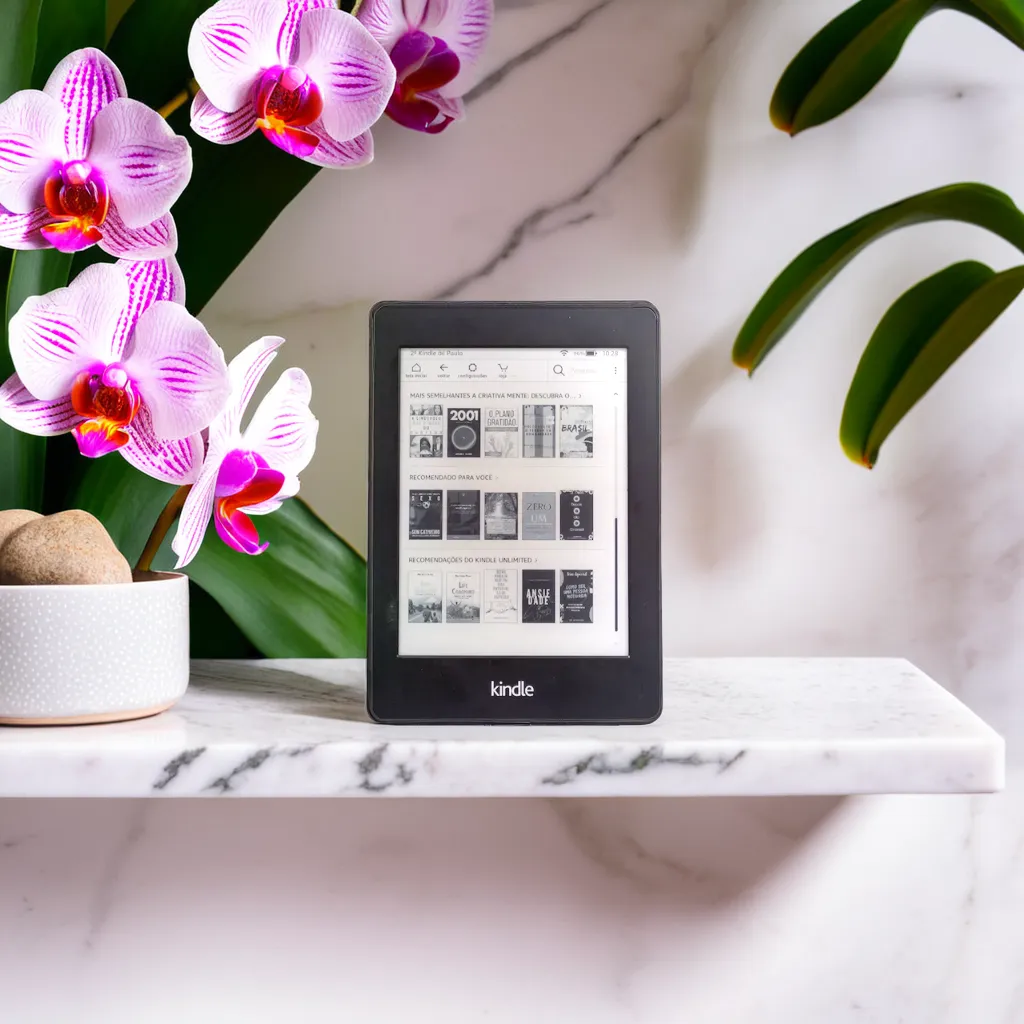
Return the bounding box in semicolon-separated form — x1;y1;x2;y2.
224;335;285;436
0;90;66;215
97;206;177;261
188;0;288;114
242;367;317;478
88;98;192;229
355;0;411;50
124;301;230;439
171;455;220;568
190;90;258;145
0;206;52;249
298;8;395;144
43;47;127;160
0;374;82;436
111;256;186;359
8;262;127;400
121;404;203;485
278;0;336;65
306;125;372;168
430;0;492;73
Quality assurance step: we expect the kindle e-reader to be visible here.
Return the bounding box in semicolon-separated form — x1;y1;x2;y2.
368;302;661;724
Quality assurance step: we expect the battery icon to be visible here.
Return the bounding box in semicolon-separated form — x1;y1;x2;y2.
585;350;596;356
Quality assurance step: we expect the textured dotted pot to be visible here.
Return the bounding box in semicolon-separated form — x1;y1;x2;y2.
0;571;189;725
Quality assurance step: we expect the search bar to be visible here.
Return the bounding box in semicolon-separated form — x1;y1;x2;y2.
548;361;608;381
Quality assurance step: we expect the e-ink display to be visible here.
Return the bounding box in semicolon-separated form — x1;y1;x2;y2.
398;348;628;657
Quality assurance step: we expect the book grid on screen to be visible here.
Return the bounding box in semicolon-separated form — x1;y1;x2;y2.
398;349;626;658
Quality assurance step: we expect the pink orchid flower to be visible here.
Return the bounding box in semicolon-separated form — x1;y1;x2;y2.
188;0;396;167
0;48;191;258
170;337;317;567
0;259;230;463
357;0;493;133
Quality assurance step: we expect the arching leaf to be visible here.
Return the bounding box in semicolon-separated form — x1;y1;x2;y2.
840;261;1024;466
771;0;1024;135
732;183;1024;373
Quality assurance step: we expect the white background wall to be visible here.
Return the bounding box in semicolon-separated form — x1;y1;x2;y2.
2;1;1022;1019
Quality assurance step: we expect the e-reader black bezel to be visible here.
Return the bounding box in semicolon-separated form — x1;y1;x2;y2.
367;301;661;725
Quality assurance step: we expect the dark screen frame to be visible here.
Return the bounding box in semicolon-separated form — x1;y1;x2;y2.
368;301;661;724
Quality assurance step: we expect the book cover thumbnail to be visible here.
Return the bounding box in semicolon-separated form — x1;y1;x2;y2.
484;491;518;540
484;568;518;623
522;569;556;623
408;570;442;623
559;490;594;541
522;404;555;458
522;491;556;540
484;406;520;458
447;407;481;457
446;490;481;539
559;569;594;623
409;489;442;540
446;571;481;623
409;403;443;458
559;404;594;458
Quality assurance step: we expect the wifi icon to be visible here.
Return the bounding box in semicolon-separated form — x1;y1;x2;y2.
560;350;568;357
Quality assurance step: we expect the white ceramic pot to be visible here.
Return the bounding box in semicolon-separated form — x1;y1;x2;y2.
0;571;189;725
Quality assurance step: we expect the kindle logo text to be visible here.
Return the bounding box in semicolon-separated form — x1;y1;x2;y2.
491;680;534;697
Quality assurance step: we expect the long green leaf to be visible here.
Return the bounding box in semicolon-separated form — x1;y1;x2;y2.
1;0;42;100
840;261;1024;465
0;0;104;510
771;0;1024;135
30;0;105;90
187;499;367;658
732;183;1024;373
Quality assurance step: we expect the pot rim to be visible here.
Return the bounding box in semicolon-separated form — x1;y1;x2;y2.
0;570;187;593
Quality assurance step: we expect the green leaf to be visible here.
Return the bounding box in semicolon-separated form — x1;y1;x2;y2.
30;0;105;90
771;0;1024;135
1;0;42;100
840;261;1024;466
187;499;367;658
0;0;103;511
732;183;1024;373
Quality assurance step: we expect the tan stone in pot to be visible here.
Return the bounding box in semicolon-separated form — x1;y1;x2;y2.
0;509;42;550
0;509;132;585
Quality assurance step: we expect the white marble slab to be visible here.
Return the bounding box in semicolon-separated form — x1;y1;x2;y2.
0;658;1002;797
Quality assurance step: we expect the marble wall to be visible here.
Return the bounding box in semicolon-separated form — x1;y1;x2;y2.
1;0;1022;1019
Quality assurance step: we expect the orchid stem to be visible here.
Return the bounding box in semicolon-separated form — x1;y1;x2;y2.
135;485;191;575
157;80;198;120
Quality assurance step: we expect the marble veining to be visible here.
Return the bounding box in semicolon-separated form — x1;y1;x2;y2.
2;1;1024;1019
0;658;1002;798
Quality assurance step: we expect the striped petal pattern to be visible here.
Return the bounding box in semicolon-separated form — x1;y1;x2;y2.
0;375;82;435
112;256;186;359
124;301;231;440
120;405;203;485
44;48;127;159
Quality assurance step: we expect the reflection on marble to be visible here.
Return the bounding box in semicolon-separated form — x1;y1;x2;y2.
0;659;1001;797
4;0;1024;1019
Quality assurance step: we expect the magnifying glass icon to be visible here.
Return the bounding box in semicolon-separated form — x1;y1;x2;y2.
553;364;565;376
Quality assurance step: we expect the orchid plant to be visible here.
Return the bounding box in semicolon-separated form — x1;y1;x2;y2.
0;0;493;656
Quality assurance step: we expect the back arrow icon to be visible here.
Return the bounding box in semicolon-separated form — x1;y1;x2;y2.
439;363;448;371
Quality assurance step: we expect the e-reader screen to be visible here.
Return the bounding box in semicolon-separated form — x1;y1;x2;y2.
399;348;627;657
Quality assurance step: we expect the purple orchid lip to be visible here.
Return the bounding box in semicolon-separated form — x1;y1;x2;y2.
41;160;111;252
386;31;461;133
254;65;325;158
213;448;286;556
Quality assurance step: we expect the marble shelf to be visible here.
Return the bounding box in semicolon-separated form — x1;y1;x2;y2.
0;658;1004;798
